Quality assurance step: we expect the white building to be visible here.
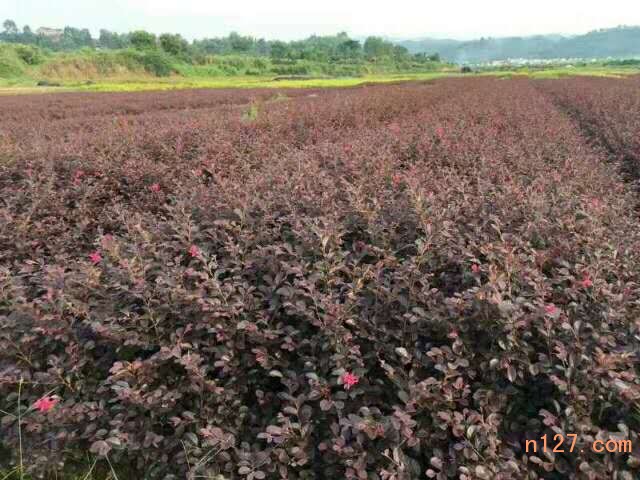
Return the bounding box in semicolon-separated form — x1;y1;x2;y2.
36;27;63;41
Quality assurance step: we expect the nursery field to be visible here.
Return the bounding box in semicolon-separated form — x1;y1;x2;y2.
1;76;640;479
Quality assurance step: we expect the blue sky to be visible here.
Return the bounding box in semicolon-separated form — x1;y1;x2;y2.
2;0;640;40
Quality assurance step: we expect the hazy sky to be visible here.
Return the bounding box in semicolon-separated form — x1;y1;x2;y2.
2;0;640;40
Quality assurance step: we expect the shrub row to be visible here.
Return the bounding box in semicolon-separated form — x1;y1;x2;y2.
538;76;640;186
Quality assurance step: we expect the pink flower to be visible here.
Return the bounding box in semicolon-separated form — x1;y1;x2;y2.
435;127;445;139
34;396;58;413
342;372;360;390
544;304;558;315
580;274;593;289
89;251;102;264
471;264;480;274
188;245;200;258
149;183;161;193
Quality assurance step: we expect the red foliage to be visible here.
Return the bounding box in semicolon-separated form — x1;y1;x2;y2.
538;76;640;184
0;78;639;479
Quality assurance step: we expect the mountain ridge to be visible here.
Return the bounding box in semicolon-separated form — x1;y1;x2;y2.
395;26;640;63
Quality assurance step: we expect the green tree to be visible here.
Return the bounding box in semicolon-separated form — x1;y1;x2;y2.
336;39;361;58
3;19;18;35
256;38;270;56
229;32;254;53
21;25;37;44
363;36;393;58
130;30;157;50
269;40;289;59
99;29;130;49
393;45;409;58
159;33;188;55
193;37;231;55
59;27;94;50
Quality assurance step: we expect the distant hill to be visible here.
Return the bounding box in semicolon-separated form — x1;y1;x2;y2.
397;26;640;63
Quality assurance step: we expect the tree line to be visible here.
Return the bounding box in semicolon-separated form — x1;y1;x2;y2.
1;19;441;63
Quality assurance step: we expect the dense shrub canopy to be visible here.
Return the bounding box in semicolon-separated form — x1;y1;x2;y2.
0;77;639;479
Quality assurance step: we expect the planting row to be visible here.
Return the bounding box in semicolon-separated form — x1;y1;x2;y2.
538;76;640;185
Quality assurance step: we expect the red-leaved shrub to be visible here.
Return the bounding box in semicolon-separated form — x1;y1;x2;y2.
1;78;639;479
